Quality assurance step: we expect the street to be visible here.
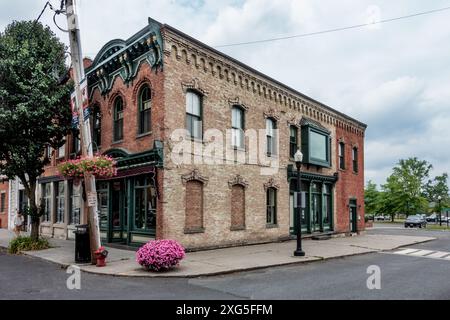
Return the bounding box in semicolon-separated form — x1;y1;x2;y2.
1;225;450;300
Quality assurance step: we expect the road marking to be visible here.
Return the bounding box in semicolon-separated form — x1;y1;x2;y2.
409;250;434;256
388;248;450;262
427;251;450;259
394;249;420;255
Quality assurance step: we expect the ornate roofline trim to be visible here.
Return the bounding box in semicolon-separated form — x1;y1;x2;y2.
228;175;249;189
181;169;209;185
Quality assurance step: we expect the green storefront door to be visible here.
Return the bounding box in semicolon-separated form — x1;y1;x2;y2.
110;180;127;243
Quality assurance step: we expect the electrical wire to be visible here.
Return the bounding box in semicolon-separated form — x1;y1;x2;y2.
35;1;52;23
214;5;450;48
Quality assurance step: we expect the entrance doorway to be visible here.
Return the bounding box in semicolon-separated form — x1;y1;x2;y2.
349;199;357;233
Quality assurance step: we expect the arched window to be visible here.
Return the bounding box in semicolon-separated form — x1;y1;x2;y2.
91;105;102;150
231;184;245;230
266;187;277;225
138;85;151;134
266;118;277;156
113;97;124;142
185;180;204;232
231;106;245;148
186;91;202;139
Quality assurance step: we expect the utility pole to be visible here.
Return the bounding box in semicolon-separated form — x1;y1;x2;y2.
65;0;101;263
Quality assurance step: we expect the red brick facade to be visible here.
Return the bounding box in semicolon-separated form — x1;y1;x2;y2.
334;126;365;233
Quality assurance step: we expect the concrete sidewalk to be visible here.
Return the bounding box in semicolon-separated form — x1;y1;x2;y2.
0;229;434;278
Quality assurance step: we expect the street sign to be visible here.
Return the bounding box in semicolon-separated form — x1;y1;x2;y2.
87;191;97;207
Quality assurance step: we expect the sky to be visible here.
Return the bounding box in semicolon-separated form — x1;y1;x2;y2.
1;0;450;188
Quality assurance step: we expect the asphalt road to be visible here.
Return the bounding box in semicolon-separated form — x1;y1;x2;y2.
1;224;449;300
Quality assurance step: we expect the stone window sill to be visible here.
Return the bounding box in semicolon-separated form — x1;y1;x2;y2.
230;226;246;231
184;227;205;234
266;224;278;229
136;132;152;139
111;140;124;146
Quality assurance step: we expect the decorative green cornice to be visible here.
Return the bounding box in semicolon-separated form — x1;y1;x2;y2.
86;19;164;95
104;140;164;169
287;165;339;183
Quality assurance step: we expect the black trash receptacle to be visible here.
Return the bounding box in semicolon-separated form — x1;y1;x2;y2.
74;224;91;263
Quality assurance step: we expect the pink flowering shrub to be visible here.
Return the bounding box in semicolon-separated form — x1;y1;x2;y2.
136;239;186;272
58;154;117;179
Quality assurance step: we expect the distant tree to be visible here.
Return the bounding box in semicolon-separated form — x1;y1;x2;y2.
0;21;72;240
424;173;450;213
364;180;380;215
378;158;431;221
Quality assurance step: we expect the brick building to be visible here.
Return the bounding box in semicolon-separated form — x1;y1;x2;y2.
38;18;366;250
0;177;8;229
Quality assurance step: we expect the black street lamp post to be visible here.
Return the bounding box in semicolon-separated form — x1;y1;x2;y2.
294;149;305;257
438;196;442;227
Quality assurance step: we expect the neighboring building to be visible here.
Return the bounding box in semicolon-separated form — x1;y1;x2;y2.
0;177;8;229
7;177;30;231
38;18;366;250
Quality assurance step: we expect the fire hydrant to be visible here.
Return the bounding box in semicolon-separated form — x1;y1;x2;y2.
94;246;108;267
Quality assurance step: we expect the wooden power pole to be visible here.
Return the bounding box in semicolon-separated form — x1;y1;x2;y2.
65;0;101;263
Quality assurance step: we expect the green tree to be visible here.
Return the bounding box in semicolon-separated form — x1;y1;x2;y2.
378;158;431;221
0;21;72;240
364;180;380;215
424;173;450;213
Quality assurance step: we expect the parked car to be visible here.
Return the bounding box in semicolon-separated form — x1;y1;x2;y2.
404;215;427;228
375;215;387;221
426;214;438;223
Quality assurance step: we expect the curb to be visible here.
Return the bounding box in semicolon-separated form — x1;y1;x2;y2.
0;237;436;279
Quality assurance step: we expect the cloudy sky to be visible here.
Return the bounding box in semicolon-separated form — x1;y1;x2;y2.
1;0;450;188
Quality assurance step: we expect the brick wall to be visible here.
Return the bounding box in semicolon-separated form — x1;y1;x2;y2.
335;126;365;233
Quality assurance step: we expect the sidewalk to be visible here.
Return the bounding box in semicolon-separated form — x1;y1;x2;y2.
0;229;434;278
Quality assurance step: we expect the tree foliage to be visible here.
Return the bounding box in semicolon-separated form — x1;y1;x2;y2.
0;21;72;240
365;157;449;221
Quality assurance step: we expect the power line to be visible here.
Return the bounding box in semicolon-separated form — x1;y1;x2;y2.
35;1;53;23
214;5;450;48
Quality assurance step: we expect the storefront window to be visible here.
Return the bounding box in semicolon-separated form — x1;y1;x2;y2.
134;176;157;231
97;182;109;230
41;183;51;222
69;182;81;225
55;181;65;223
323;184;332;226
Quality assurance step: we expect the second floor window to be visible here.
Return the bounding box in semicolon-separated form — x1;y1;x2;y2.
186;91;202;139
266;118;277;156
289;126;298;158
352;147;358;173
57;142;65;159
138;85;151;134
113;97;124;142
231;106;245;148
339;142;345;170
92;105;101;151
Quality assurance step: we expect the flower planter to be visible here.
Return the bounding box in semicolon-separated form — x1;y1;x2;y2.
136;239;185;272
58;155;117;179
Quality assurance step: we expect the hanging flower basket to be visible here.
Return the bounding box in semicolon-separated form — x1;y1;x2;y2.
58;155;118;179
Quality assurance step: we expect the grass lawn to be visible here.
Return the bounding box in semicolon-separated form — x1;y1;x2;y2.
425;224;450;231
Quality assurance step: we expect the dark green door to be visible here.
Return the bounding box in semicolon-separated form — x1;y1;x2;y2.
111;180;126;243
349;199;357;232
